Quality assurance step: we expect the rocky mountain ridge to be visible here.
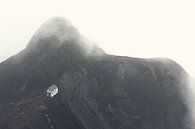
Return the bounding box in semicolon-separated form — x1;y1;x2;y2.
0;17;192;129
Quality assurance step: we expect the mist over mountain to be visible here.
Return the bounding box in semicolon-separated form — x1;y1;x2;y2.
0;17;192;129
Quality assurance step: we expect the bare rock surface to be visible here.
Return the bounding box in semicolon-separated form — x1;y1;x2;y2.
0;17;191;129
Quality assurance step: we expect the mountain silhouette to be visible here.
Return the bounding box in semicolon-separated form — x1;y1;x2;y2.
0;17;192;129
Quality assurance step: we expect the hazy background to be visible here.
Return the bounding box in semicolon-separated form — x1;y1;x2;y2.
0;0;195;78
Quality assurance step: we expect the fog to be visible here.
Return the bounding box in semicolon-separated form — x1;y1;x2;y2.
0;0;195;127
0;0;195;78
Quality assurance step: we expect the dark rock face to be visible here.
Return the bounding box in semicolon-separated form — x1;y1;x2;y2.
0;17;192;129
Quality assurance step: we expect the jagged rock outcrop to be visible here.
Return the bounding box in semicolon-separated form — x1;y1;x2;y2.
0;17;192;129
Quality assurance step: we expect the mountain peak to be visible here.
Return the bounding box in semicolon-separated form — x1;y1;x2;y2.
26;17;104;56
29;17;79;44
36;17;78;36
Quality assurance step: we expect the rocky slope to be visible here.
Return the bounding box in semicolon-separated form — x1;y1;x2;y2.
0;17;192;129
